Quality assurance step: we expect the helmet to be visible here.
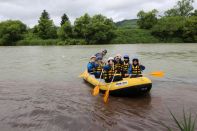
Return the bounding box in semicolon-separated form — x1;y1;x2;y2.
108;57;114;61
123;55;129;59
132;58;139;62
102;49;107;53
90;55;96;59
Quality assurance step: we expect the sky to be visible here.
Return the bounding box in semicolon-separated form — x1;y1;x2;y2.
0;0;197;27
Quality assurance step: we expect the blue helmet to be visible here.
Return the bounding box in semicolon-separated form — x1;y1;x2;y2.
132;58;139;62
123;55;129;59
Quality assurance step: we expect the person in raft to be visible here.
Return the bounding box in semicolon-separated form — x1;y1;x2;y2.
114;54;123;74
103;57;122;83
94;56;105;78
129;58;145;77
87;55;97;75
95;49;107;60
122;55;131;78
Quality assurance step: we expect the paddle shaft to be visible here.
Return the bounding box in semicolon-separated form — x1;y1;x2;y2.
96;69;103;86
106;71;117;91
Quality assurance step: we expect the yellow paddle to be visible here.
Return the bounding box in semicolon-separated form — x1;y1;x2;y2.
149;71;164;77
103;71;116;103
79;73;84;78
92;70;103;96
129;71;164;78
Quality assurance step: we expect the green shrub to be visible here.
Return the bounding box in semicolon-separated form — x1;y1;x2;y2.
16;39;60;46
111;28;160;44
57;39;87;45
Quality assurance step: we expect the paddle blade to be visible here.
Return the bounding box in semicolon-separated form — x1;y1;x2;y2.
79;74;84;78
103;90;109;103
79;72;84;78
150;71;164;77
92;86;100;96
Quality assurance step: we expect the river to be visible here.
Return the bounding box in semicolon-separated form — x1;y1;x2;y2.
0;44;197;131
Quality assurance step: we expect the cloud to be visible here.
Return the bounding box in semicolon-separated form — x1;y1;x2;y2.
0;0;196;27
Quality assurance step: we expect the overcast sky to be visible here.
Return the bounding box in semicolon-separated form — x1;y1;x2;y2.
0;0;197;27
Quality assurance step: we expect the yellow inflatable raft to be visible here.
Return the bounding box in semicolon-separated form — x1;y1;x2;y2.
81;71;152;96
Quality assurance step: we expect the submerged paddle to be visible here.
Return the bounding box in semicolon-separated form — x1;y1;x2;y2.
129;71;164;78
103;71;116;103
149;71;164;77
92;70;103;96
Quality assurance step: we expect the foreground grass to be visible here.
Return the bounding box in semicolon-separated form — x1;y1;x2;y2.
164;109;196;131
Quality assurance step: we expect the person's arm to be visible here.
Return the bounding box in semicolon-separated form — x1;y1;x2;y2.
87;63;95;73
140;65;145;71
128;64;132;74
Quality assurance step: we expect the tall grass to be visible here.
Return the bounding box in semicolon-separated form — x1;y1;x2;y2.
164;109;196;131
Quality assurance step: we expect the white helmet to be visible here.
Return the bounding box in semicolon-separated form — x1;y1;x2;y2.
90;55;96;59
108;57;114;61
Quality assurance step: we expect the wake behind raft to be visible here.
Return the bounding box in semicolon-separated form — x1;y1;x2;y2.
80;70;152;97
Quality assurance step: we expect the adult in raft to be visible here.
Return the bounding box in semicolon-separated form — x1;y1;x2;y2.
103;57;122;83
114;54;123;74
122;55;131;78
129;58;145;77
94;56;105;78
87;55;98;77
95;49;107;60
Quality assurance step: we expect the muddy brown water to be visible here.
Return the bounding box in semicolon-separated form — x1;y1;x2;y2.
0;44;197;131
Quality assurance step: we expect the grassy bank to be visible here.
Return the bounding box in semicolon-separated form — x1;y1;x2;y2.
16;38;87;46
111;28;161;44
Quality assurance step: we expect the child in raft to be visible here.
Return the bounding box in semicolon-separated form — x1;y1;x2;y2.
129;58;145;77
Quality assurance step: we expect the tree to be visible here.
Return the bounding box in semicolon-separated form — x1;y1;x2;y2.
137;9;158;29
74;13;116;44
36;10;57;39
191;9;197;16
58;21;73;40
60;13;69;26
88;14;116;44
0;20;27;45
182;16;197;42
165;9;180;17
74;13;91;41
165;0;194;17
41;10;50;19
151;16;186;41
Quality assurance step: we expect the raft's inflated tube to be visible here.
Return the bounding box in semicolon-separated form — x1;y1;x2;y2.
81;71;152;96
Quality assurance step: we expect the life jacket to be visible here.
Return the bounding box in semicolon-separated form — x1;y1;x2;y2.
114;61;123;73
123;62;130;73
95;63;103;72
131;64;141;75
103;65;114;80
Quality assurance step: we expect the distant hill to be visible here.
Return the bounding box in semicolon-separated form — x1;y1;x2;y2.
116;19;138;29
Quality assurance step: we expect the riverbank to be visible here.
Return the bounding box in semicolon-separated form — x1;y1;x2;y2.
4;28;189;46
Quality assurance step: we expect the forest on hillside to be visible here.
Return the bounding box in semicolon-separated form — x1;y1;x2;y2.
0;0;197;46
